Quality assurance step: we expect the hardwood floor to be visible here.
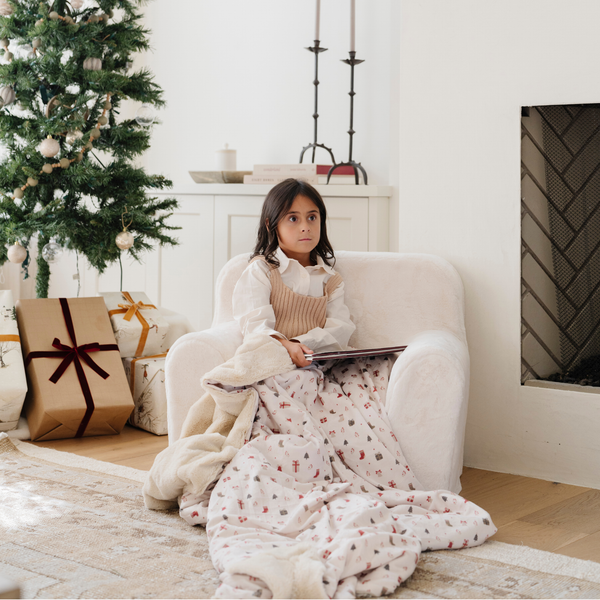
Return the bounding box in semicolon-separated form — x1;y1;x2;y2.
32;425;600;564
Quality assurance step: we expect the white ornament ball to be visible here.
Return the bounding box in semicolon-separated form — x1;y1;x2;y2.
0;2;13;16
83;57;102;71
7;242;27;263
71;0;83;8
41;240;63;263
65;129;83;144
116;230;134;250
0;85;15;105
135;104;155;126
39;137;60;157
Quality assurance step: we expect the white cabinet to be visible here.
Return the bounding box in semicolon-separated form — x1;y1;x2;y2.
9;184;392;331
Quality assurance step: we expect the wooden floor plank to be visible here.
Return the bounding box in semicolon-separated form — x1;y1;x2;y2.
492;519;588;552
459;468;591;527
520;489;600;535
555;530;600;562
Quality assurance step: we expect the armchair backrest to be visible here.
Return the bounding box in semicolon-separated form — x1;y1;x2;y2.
213;251;466;347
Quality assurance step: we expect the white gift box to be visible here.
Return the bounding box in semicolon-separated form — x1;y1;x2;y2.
0;290;28;432
123;353;168;435
102;291;169;358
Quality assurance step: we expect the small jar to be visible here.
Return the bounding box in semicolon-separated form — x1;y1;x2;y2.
215;143;236;171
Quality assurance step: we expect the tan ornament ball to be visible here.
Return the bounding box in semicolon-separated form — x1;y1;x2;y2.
48;11;59;20
0;2;14;16
59;157;70;169
89;128;101;139
83;57;102;70
0;38;8;47
103;100;112;110
39;137;60;157
27;177;38;186
32;38;42;48
98;115;107;125
7;241;27;263
0;85;15;105
13;187;23;199
42;163;53;173
115;230;134;250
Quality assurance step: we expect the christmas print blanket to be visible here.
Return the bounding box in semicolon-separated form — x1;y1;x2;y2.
145;334;496;598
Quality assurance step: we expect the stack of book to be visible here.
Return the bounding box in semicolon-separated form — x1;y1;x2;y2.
243;164;364;185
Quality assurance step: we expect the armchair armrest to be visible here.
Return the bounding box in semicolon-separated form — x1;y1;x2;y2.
386;330;470;493
165;321;243;443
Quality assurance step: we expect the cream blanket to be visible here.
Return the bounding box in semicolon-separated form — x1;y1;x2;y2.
143;334;293;510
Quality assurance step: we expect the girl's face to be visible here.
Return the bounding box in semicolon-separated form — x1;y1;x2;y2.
275;194;321;267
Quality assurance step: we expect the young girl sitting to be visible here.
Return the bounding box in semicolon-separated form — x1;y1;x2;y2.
233;178;356;367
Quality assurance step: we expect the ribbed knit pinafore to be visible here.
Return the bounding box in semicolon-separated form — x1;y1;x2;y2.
251;256;343;340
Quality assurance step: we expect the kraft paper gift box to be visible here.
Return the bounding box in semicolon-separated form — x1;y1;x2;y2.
0;290;27;432
101;291;169;358
16;297;134;442
123;352;168;435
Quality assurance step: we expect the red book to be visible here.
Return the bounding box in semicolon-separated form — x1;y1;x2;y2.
316;165;358;176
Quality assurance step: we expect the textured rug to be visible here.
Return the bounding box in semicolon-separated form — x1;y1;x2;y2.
2;434;600;599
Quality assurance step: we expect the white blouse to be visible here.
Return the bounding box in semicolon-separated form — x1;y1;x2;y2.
232;248;356;352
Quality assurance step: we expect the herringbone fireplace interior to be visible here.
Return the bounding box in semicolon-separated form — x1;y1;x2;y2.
522;104;600;387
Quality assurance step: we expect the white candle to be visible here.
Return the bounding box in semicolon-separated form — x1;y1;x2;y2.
350;0;355;51
315;0;321;41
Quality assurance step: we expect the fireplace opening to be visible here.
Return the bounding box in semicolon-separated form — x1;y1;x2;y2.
521;103;600;388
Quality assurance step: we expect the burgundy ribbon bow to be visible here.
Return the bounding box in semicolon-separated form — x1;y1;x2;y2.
25;298;119;438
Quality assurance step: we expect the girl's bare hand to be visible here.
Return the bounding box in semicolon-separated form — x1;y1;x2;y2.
272;336;313;368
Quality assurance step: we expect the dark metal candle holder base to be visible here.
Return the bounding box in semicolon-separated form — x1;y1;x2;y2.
327;51;368;185
327;161;367;185
299;40;336;166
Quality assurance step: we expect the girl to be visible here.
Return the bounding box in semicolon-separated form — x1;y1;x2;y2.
233;178;356;368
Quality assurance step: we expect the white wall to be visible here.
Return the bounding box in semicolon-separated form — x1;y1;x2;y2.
398;0;600;488
138;0;394;188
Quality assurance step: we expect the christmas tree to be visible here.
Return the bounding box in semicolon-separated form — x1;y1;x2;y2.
0;0;177;298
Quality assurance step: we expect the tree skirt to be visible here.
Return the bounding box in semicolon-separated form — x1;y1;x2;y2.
2;434;600;599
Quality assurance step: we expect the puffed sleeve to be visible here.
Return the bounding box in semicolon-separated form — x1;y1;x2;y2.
293;279;356;352
232;260;287;340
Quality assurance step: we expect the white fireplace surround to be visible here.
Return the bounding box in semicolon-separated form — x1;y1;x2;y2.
2;1;600;490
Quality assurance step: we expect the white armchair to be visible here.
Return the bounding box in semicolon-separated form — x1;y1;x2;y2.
165;251;469;493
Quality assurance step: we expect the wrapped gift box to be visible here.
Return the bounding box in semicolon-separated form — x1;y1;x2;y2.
16;297;134;441
0;291;27;432
123;353;168;435
102;291;169;358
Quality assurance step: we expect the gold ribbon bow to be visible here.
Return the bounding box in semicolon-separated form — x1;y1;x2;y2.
108;292;157;357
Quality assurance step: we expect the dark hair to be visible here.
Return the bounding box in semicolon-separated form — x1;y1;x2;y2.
251;178;335;267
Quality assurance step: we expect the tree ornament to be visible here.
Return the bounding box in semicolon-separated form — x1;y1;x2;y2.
27;177;38;186
0;2;13;16
0;38;7;47
0;86;15;106
103;100;112;110
42;163;53;173
13;187;23;198
41;239;63;263
116;207;134;250
3;51;12;61
48;11;59;20
65;129;83;144
89;128;101;139
116;230;134;250
98;115;108;126
71;0;83;8
32;38;41;48
135;104;155;126
7;241;27;263
59;157;70;169
39;137;59;157
83;57;102;70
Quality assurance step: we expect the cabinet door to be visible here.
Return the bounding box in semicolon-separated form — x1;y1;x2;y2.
213;195;370;280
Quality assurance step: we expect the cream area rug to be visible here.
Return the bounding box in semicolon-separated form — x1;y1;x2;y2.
2;434;600;599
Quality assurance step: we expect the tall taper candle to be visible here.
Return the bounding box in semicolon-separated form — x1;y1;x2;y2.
315;0;321;40
350;0;355;51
